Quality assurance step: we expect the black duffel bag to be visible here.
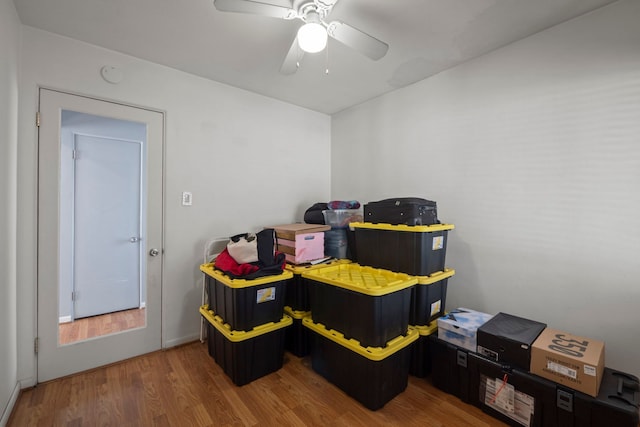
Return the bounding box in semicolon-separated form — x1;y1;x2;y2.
304;202;328;224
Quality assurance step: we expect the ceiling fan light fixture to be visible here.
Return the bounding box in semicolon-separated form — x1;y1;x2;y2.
297;21;327;53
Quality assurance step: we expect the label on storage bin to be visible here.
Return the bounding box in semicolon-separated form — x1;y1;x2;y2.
256;287;276;303
430;300;441;317
482;375;534;427
547;361;577;380
432;236;444;250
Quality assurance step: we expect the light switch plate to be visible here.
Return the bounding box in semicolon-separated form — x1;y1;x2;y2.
182;191;192;206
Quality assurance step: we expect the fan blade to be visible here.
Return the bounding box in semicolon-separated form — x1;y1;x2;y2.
326;21;388;60
280;36;303;74
213;0;295;19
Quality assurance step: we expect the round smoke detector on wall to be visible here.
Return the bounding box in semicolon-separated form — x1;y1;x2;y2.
100;65;123;84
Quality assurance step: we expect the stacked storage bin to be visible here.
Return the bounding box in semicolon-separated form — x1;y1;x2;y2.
302;263;418;410
199;263;293;385
349;221;456;377
282;259;351;357
409;268;455;376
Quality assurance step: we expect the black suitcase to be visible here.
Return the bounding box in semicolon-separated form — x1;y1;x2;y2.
364;197;438;226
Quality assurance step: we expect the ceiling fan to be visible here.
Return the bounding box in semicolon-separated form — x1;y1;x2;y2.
213;0;389;74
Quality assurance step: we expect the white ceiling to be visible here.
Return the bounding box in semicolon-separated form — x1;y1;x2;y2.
13;0;619;114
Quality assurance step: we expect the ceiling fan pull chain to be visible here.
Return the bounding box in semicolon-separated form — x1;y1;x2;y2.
325;40;330;75
296;42;303;69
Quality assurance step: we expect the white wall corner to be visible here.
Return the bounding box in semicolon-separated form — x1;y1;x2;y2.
0;381;21;427
163;334;200;350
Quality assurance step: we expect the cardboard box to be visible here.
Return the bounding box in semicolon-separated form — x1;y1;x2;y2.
277;232;325;264
530;327;605;397
270;223;330;241
436;308;494;352
476;312;546;371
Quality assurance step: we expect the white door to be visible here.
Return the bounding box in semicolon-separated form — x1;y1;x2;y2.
37;88;164;382
73;135;141;319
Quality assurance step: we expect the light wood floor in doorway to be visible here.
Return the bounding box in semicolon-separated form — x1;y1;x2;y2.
8;341;507;426
58;308;146;345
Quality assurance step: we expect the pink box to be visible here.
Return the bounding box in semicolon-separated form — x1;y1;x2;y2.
277;232;325;264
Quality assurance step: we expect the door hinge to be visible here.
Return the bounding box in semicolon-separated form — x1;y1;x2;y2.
72;290;77;301
36;111;41;127
34;337;39;354
72;149;78;160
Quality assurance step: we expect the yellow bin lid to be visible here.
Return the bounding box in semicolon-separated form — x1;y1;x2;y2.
301;263;417;296
349;222;455;233
415;268;455;285
200;263;293;288
412;322;438;337
285;258;352;274
283;306;310;320
200;305;292;341
302;316;419;361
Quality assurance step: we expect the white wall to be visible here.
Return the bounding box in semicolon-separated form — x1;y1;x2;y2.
332;0;640;377
0;0;20;423
17;27;331;385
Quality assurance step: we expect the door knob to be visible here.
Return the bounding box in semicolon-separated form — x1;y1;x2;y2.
149;248;160;257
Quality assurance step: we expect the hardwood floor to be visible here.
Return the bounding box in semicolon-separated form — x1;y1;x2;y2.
58;308;146;345
8;342;506;427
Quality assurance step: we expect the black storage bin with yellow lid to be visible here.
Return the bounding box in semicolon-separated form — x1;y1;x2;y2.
200;305;291;386
201;263;292;331
303;263;417;348
349;222;454;276
283;306;311;357
284;259;351;312
410;268;455;326
408;322;438;378
303;316;418;410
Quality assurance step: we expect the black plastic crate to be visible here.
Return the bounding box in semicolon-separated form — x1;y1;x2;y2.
408;323;437;378
284;259;351;312
429;335;476;403
200;305;291;386
201;263;291;331
469;352;558;427
303;316;418;411
349;222;454;276
303;263;416;348
283;306;310;357
410;269;454;326
433;335;640;427
556;367;640;427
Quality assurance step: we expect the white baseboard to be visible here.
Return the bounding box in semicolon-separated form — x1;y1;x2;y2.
140;302;146;309
18;377;36;389
58;315;72;324
164;333;199;349
0;381;21;427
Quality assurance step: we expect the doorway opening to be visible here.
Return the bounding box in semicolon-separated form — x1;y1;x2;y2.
57;110;147;345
